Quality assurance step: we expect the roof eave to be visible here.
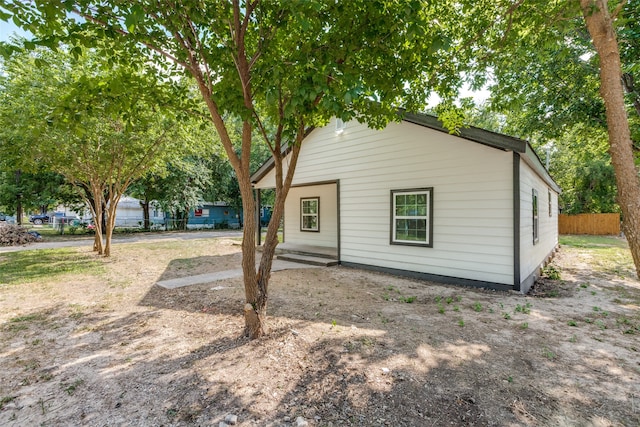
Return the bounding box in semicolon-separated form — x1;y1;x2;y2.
402;112;528;153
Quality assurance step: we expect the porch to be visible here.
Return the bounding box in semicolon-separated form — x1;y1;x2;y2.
258;242;338;267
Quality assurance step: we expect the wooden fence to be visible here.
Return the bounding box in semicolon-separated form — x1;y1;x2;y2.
558;213;620;235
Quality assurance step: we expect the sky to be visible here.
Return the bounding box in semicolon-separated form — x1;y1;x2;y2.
0;20;30;42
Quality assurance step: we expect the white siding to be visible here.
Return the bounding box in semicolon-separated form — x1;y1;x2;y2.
284;183;338;248
257;119;514;285
519;159;559;284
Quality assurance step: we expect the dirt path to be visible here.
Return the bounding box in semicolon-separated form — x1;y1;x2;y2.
0;238;638;426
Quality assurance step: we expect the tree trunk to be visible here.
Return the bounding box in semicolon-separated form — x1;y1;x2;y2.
89;183;104;255
184;1;301;338
91;195;101;253
104;199;118;257
15;170;22;225
244;128;305;338
16;196;22;226
581;0;640;278
78;184;99;251
241;179;262;338
182;208;189;230
140;199;150;230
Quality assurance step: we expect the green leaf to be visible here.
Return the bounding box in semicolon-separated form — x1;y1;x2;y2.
34;58;50;69
70;46;82;60
124;5;145;33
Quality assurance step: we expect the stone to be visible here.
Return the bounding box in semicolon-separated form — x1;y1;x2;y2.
296;416;309;427
224;414;238;425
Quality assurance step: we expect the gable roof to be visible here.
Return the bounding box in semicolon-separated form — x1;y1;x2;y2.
251;112;561;193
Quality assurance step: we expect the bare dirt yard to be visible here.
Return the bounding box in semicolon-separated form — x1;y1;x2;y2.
0;235;638;426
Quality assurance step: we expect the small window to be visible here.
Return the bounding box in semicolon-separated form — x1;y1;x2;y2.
533;189;539;244
548;189;552;217
301;197;319;232
391;188;433;247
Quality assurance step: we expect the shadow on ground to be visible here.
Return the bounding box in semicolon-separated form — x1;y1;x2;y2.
1;250;639;426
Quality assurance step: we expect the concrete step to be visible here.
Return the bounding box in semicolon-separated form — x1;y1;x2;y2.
276;253;339;267
274;244;337;259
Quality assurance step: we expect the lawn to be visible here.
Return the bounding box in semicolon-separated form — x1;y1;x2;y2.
0;235;638;426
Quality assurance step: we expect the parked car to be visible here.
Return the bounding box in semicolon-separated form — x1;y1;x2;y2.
0;212;7;221
29;212;80;225
2;215;16;224
29;213;50;225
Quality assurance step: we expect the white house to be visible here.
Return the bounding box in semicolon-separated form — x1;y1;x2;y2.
112;196;166;228
60;196;166;228
251;113;560;293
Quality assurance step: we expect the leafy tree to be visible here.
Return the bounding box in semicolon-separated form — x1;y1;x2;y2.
0;48;85;223
0;170;85;220
619;0;640;122
539;126;617;214
579;2;640;276
128;115;223;230
458;0;640;277
151;156;216;230
0;45;187;255
456;101;618;215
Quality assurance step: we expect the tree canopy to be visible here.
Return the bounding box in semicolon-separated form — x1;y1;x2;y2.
0;44;195;254
456;0;640;276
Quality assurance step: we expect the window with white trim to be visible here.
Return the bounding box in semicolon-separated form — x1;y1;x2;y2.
301;197;319;232
391;188;433;247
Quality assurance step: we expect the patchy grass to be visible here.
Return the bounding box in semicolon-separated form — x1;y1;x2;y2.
0;396;15;410
560;235;635;278
559;235;629;249
18;225;95;240
0;248;104;286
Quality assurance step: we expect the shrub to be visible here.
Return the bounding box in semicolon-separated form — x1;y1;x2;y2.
541;265;561;280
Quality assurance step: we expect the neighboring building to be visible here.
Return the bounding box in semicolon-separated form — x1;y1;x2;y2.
116;198;241;229
55;197;241;229
259;205;273;227
184;202;241;229
113;196;166;228
54;197;165;228
251;114;561;293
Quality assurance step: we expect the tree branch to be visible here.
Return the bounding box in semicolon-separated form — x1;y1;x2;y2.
611;0;627;20
499;0;525;45
252;109;275;154
72;8;188;69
